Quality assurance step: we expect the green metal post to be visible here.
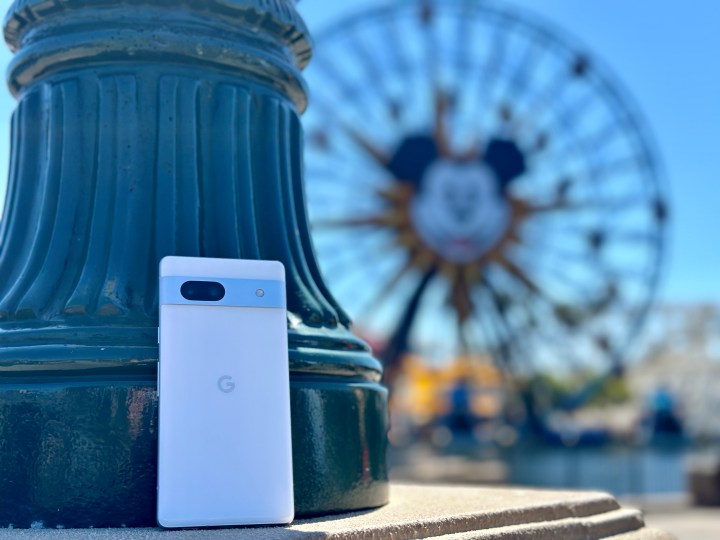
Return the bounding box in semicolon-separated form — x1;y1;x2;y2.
0;0;388;528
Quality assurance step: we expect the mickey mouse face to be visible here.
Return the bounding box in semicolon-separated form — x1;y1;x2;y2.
381;132;526;262
409;159;511;263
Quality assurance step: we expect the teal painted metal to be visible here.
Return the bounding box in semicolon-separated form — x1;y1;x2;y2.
0;0;388;528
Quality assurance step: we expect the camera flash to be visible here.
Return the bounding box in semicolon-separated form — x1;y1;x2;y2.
256;288;264;297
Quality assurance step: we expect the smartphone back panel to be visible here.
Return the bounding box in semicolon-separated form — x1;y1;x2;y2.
157;257;293;528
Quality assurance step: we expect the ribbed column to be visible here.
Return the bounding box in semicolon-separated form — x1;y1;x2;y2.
0;72;348;325
0;0;387;528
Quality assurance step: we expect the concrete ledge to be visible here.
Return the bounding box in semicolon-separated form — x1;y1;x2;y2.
0;484;674;539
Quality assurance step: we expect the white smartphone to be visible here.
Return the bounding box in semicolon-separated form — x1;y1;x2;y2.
157;256;294;528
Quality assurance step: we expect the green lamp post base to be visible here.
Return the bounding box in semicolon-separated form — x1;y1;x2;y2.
0;0;388;527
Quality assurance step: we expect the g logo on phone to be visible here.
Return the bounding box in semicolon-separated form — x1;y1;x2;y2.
217;375;235;393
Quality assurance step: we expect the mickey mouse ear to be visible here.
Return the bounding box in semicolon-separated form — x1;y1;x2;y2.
483;138;527;191
386;135;439;187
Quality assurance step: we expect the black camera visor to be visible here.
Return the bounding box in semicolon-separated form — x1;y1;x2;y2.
180;280;226;302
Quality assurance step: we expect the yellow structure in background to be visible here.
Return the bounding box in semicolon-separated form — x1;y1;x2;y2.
390;354;506;443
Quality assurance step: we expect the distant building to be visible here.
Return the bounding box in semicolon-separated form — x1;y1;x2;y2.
628;304;720;440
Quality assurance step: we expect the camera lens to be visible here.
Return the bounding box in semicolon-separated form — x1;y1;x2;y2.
208;283;224;300
180;281;226;301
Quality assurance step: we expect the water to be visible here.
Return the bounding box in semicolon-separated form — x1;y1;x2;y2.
505;444;688;496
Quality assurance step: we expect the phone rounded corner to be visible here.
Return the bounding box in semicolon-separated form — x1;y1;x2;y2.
269;260;286;280
159;256;178;276
279;498;295;525
156;511;173;529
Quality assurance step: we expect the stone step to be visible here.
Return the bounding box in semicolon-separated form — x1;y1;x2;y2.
432;508;657;539
0;484;675;539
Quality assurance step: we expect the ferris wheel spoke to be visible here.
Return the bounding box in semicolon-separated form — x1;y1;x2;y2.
305;143;393;181
581;121;626;154
306;195;383;221
457;317;471;356
443;265;474;325
345;27;407;122
305;128;394;181
516;55;586;126
600;266;654;289
468;286;511;364
470;16;513;127
592;226;659;247
340;124;391;169
550;193;656;214
491;253;543;296
381;268;437;368
464;310;503;364
433;88;454;157
306;191;383;215
524;300;579;348
527;222;649;249
541;119;626;165
512;298;588;358
305;92;343;124
310;208;386;228
419;1;440;84
310;113;393;173
454;0;476;75
605;229;661;246
356;256;417;324
310;57;358;102
477;281;530;369
587;155;646;179
529;90;597;155
526;262;615;307
304;164;385;189
501;35;547;122
523;161;650;208
522;235;657;281
312;212;394;231
514;276;609;369
311;56;377;124
514;243;601;274
378;15;415;117
508;260;605;311
472;309;512;367
512;232;599;265
481;16;512;92
322;266;405;320
378;12;409;78
331;255;408;323
338;251;402;300
313;223;389;253
307;95;388;153
515;200;652;235
461;303;489;352
487;262;597;346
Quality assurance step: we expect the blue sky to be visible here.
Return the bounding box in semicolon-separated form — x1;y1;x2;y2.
0;0;717;305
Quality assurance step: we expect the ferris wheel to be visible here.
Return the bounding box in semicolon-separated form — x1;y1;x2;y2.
302;0;667;378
